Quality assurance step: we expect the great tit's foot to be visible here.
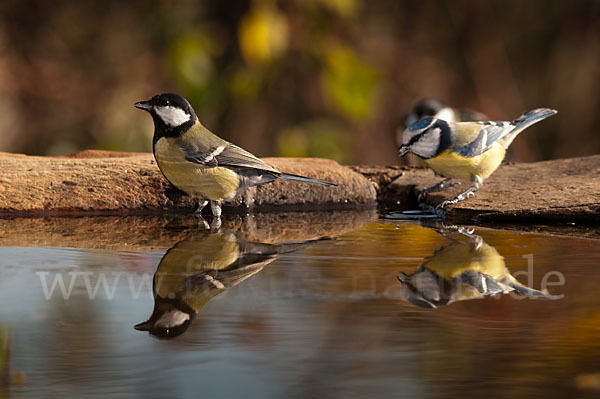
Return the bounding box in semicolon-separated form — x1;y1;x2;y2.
197;218;210;230
210;201;222;218
194;200;208;214
210;217;222;232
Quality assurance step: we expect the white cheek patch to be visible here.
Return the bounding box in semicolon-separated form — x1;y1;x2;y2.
155;106;191;127
411;127;441;158
156;309;190;328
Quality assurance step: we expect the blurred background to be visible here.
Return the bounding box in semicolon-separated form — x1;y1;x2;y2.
0;0;599;164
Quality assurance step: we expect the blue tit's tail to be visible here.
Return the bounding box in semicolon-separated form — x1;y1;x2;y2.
278;172;337;186
501;108;558;148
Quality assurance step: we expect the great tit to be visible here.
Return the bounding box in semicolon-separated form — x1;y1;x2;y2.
402;99;488;130
398;228;553;308
135;93;336;218
398;108;557;208
134;230;325;339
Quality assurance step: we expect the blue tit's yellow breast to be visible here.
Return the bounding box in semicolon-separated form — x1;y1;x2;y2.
425;243;507;279
154;137;240;201
425;143;506;181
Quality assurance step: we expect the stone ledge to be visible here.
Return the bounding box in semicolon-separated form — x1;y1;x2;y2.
0;151;376;216
376;155;600;225
1;151;598;225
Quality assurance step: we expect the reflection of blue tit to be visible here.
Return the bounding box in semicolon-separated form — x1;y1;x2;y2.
398;233;552;308
135;93;336;219
135;231;322;339
402;99;487;131
398;108;557;208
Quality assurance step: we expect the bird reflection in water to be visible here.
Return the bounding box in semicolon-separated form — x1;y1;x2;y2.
135;230;324;338
398;227;555;308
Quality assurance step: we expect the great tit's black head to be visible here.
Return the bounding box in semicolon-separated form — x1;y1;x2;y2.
398;117;453;159
135;93;198;139
134;297;196;339
404;99;446;128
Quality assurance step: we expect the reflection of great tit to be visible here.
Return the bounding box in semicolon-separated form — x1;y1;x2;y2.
135;231;323;339
135;93;336;218
402;99;488;132
398;108;557;208
398;231;552;308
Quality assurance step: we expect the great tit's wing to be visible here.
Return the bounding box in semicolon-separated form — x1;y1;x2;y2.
453;122;513;158
182;143;280;173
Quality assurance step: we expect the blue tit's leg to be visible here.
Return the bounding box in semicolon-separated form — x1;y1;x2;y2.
210;200;222;218
436;176;483;209
194;199;208;214
418;177;461;202
433;224;477;243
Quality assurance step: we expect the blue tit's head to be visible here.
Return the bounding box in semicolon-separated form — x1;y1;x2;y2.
398;117;453;160
398;269;453;308
135;93;198;139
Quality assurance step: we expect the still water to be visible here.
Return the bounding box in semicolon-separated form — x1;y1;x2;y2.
0;212;599;398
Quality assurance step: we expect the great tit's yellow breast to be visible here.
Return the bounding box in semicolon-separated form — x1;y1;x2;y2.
425;143;506;181
154;234;241;309
154;137;240;201
425;243;506;279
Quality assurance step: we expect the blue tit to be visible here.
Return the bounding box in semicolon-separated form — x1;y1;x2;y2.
398;229;553;308
398;108;557;208
135;93;336;218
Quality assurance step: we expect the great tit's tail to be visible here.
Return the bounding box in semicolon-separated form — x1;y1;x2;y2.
502;108;557;147
278;172;337;186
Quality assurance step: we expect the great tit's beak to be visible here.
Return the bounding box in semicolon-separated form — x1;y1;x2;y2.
134;320;152;331
398;146;409;157
134;100;152;111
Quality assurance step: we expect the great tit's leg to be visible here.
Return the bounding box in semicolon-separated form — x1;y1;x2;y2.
436;176;483;209
209;201;222;232
194;199;208;214
210;200;222;218
192;199;210;228
418;178;461;202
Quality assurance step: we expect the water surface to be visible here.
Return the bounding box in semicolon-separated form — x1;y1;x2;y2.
0;213;599;398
